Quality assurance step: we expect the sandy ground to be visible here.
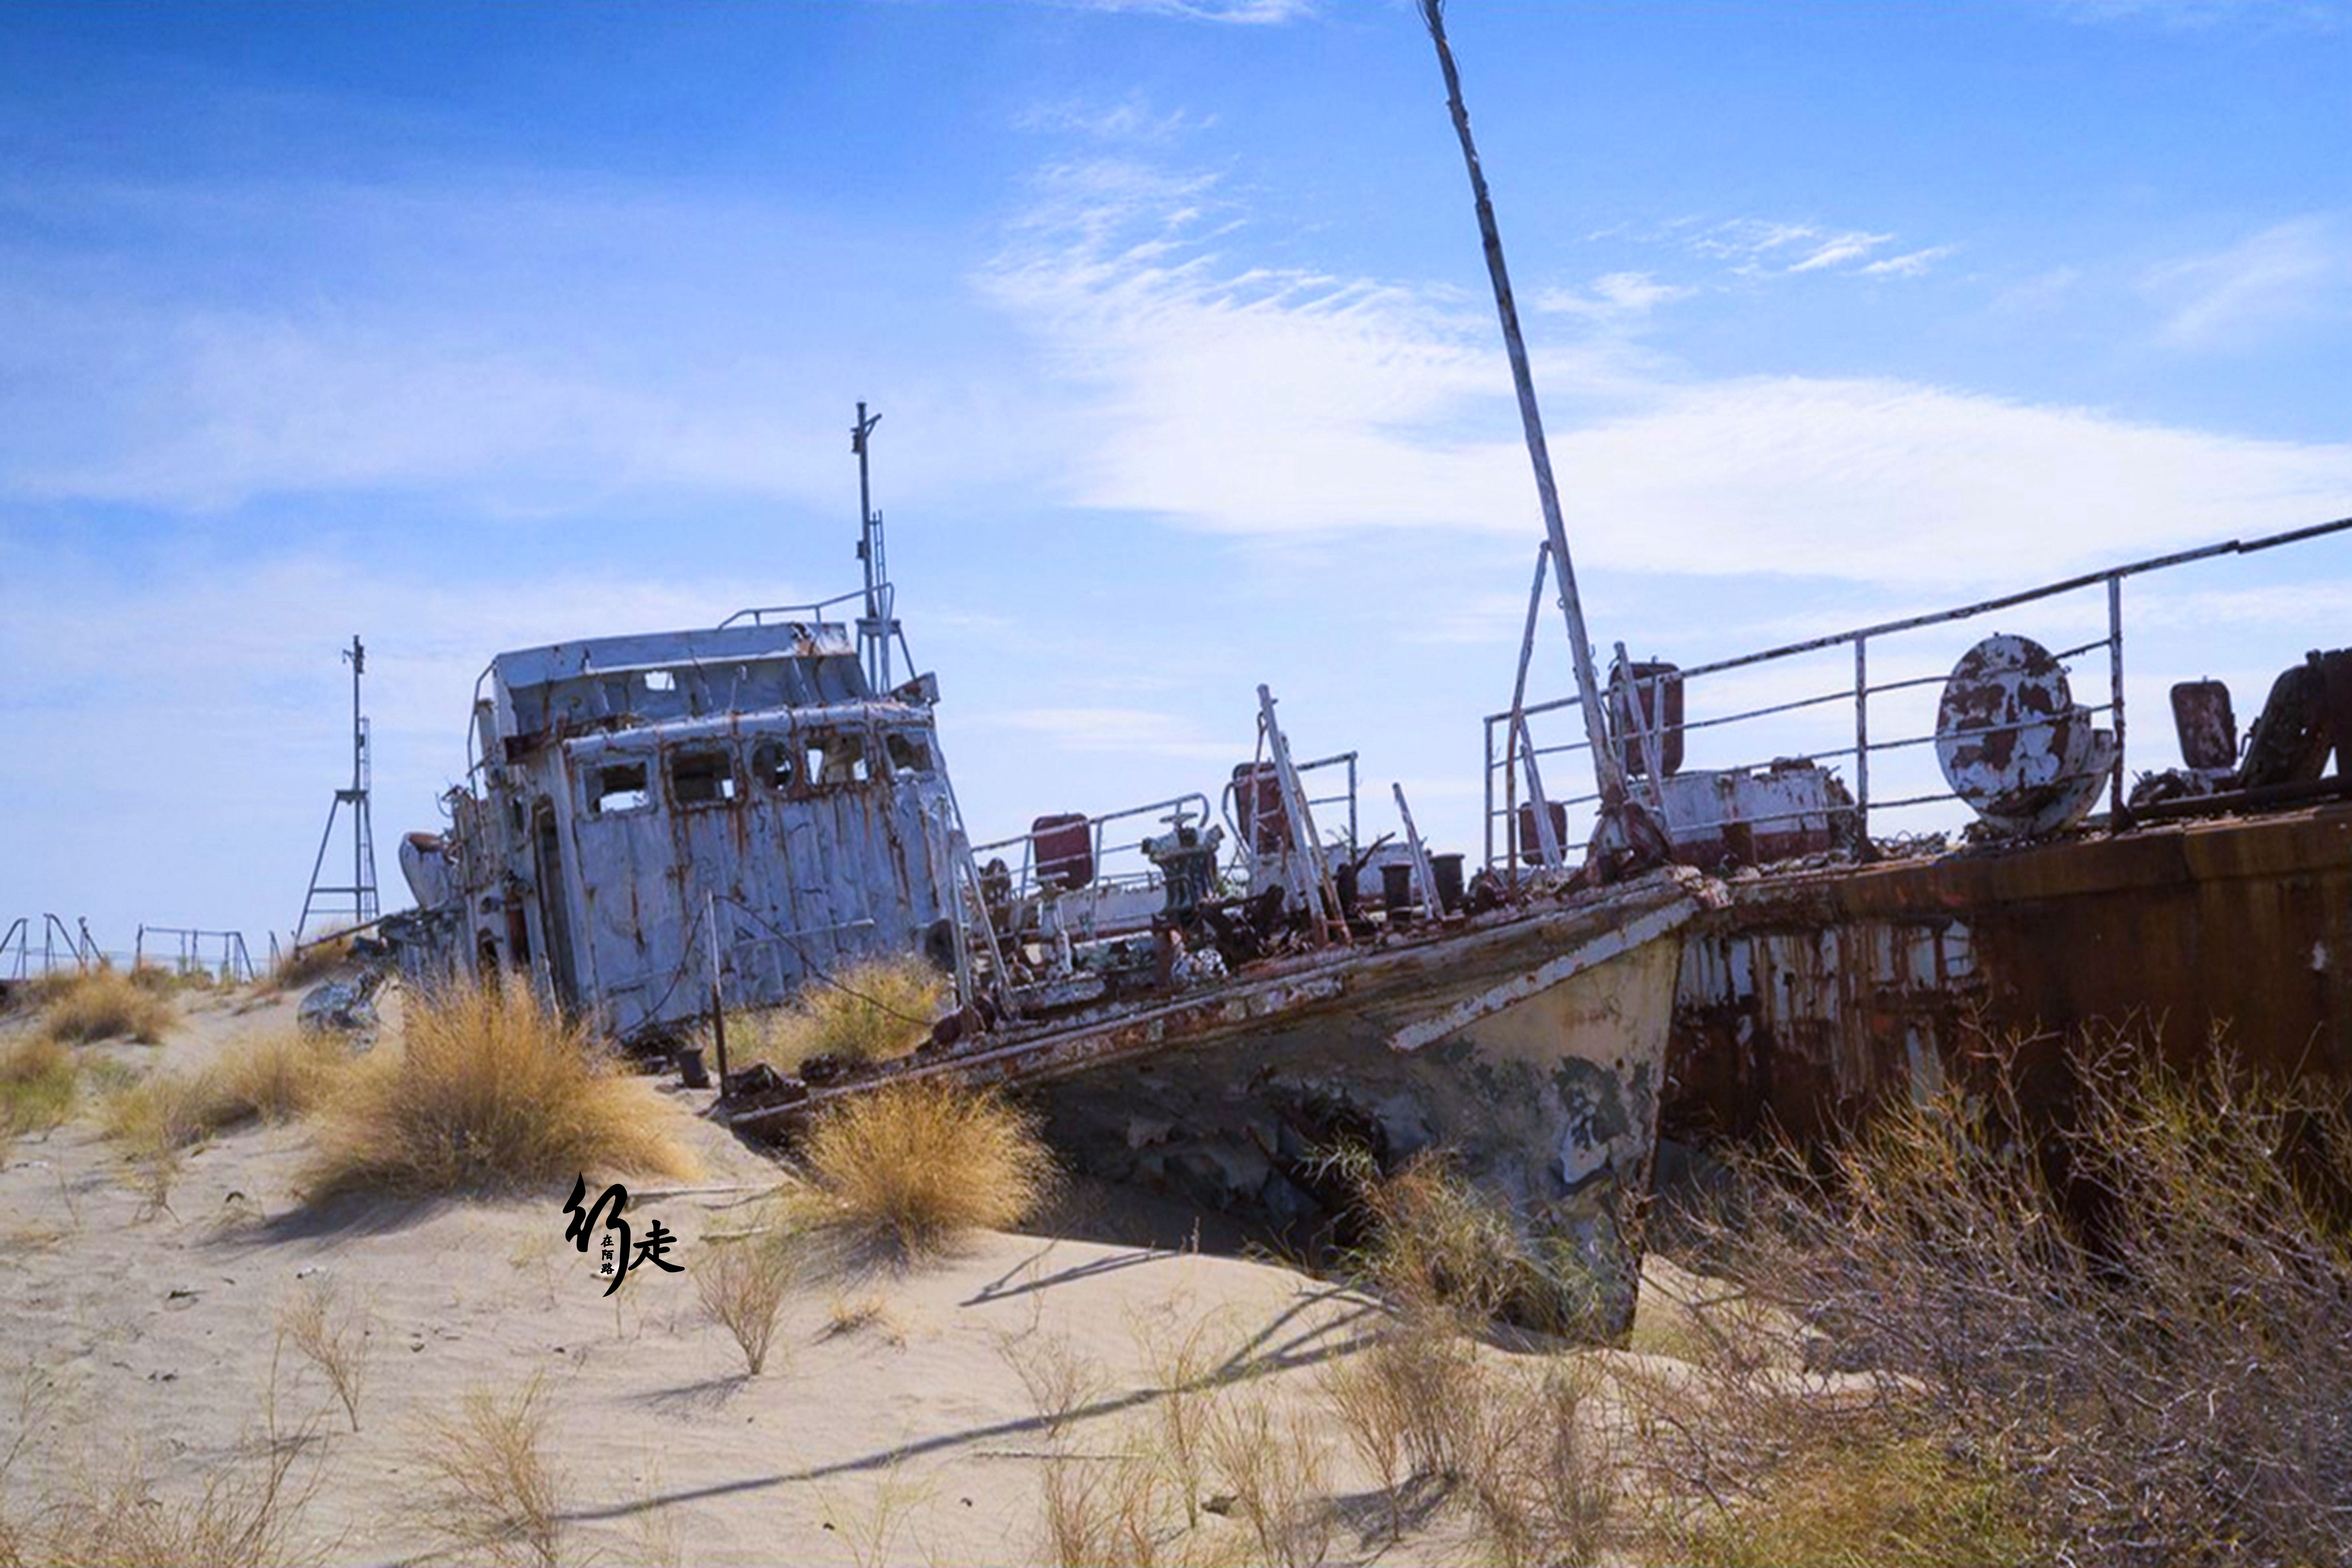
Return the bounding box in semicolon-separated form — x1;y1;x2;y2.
0;979;1767;1567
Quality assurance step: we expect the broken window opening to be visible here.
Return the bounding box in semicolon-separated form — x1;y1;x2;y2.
816;733;871;787
644;669;677;693
589;761;652;816
751;738;797;791
886;732;933;777
670;748;737;807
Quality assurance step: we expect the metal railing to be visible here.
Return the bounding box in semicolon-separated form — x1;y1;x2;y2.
0;915;103;978
1484;515;2352;873
1219;751;1361;863
135;926;260;984
971;793;1219;912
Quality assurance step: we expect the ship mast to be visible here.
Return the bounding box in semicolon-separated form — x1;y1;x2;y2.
1419;0;1630;840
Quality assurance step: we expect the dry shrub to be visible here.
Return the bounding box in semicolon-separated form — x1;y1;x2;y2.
0;1036;77;1138
412;1376;562;1567
721;956;947;1073
267;933;352;994
796;1076;1052;1260
39;967;174;1045
1329;1145;1605;1337
22;1447;320;1568
279;1279;371;1432
303;975;696;1199
1133;1308;1229;1531
1670;1029;2352;1566
822;1293;906;1344
696;1235;795;1376
1320;1323;1610;1563
1207;1394;1333;1568
1000;1331;1107;1437
1040;1446;1189;1568
1663;1430;2034;1568
12;1363;323;1568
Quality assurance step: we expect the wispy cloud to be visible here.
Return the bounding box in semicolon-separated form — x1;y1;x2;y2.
1664;218;1949;280
1789;232;1896;273
0;176;1055;514
2053;0;2345;32
1061;0;1316;22
1860;245;1956;277
980;157;2352;584
1016;91;1214;144
1534;272;1693;323
2145;216;2352;350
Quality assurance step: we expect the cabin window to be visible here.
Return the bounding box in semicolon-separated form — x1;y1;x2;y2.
644;669;676;693
751;739;797;791
588;761;651;816
886;732;933;777
816;733;871;786
669;748;737;807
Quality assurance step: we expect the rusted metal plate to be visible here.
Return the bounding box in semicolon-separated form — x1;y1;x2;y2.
1935;633;2116;837
2170;680;2238;772
1030;813;1094;891
1663;804;2352;1143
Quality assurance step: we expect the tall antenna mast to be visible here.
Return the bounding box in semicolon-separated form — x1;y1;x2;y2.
1419;0;1630;836
296;634;381;943
851;401;897;693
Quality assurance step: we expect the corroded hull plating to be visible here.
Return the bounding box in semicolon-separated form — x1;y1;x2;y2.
738;870;1708;1335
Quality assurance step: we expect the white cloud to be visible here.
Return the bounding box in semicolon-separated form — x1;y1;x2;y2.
2146;216;2352;349
1016;92;1214;144
1860;245;1956;277
1062;0;1315;21
1535;272;1693;321
1790;232;1895;272
981;160;2352;584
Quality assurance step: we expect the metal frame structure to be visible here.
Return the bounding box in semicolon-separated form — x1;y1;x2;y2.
296;635;381;942
1485;514;2352;874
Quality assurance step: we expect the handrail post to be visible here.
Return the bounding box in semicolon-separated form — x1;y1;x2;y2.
2108;574;2127;821
1853;636;1871;847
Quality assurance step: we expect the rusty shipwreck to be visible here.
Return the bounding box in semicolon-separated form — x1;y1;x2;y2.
380;10;2352;1339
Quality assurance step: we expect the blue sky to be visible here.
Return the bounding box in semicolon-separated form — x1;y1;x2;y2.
3;0;2348;962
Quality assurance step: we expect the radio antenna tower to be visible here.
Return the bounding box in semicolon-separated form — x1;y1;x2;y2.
296;635;380;943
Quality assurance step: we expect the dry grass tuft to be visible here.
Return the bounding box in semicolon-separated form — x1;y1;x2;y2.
267;933;354;994
695;1235;796;1376
98;1068;218;1217
1329;1145;1602;1336
0;1036;78;1140
38;967;175;1045
1000;1331;1108;1438
207;1029;350;1125
9;1359;325;1568
795;1076;1053;1261
719;955;948;1074
279;1279;372;1432
411;1375;563;1568
1661;1430;2033;1568
302;975;697;1199
1207;1394;1334;1568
